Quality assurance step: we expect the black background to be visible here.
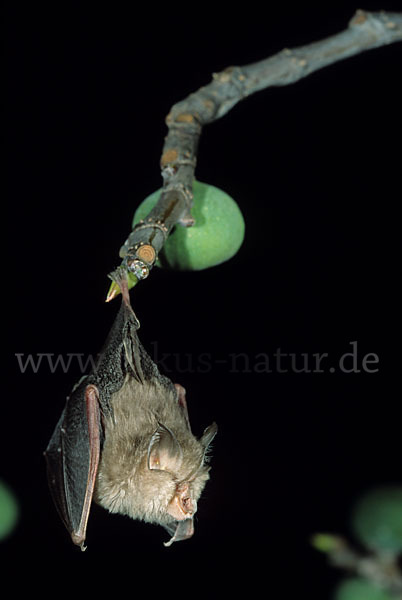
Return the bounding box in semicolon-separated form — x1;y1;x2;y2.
5;2;402;596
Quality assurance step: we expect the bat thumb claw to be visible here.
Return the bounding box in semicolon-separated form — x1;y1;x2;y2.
71;532;87;551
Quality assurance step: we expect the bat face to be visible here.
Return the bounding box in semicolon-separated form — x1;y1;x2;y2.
44;269;217;549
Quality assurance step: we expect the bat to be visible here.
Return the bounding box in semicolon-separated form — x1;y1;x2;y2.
44;268;217;550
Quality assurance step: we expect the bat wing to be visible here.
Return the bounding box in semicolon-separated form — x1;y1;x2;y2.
44;384;101;550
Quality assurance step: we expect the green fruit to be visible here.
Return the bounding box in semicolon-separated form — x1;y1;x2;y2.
133;180;245;271
351;486;402;553
0;480;19;541
333;578;393;600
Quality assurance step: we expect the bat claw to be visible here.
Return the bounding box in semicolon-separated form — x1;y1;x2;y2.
109;267;131;307
71;531;87;550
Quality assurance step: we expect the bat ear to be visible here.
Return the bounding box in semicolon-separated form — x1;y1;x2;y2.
200;422;218;450
148;424;183;472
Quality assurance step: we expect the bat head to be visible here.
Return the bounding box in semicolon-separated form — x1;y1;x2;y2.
146;420;217;545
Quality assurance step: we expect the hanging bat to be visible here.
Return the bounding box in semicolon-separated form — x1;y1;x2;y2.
44;268;217;550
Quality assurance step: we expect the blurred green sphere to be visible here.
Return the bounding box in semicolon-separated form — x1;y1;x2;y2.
333;578;394;600
133;180;245;271
0;480;19;540
351;486;402;553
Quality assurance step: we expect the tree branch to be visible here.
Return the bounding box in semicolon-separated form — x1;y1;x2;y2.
313;534;402;599
111;9;402;296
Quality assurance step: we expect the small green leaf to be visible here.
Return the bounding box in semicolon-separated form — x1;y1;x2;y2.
106;271;138;302
311;533;345;553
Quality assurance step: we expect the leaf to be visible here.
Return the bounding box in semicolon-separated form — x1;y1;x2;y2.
105;271;138;302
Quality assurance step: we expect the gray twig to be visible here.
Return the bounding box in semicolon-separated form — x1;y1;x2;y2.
116;9;402;285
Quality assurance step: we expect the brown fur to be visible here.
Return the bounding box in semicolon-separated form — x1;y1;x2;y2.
94;375;211;527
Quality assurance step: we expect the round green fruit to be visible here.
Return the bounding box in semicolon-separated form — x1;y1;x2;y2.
133;180;245;271
333;578;393;600
0;480;19;541
351;486;402;553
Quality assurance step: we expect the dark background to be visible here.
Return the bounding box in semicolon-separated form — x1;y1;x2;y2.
5;2;401;595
